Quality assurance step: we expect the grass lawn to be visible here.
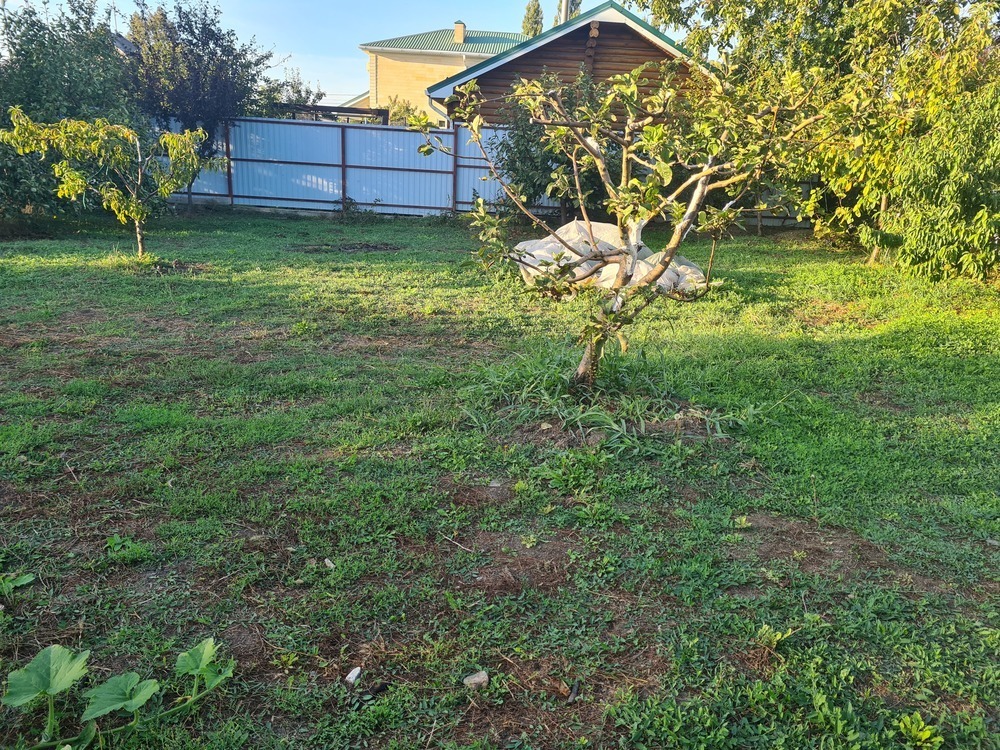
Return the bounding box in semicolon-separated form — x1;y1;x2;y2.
1;211;998;749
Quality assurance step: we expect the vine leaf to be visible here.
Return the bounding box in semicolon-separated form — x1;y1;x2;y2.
1;645;90;707
81;673;160;720
202;661;235;691
174;638;218;678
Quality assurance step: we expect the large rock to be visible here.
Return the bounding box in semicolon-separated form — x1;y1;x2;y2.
512;220;705;293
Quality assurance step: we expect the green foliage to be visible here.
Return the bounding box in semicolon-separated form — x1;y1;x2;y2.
0;572;34;599
2;645;91;708
898;712;945;749
81;673;159;721
386;96;419;127
1;638;233;748
0;108;215;255
254;68;326;118
552;0;581;25
633;0;1000;280
127;1;274;156
522;0;544;37
0;0;134;219
863;76;1000;280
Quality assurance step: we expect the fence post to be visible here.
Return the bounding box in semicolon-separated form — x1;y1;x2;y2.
451;123;459;213
224;123;234;206
340;123;348;210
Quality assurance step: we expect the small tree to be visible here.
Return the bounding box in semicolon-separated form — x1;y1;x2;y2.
522;0;544;37
386;96;419;127
1;108;213;256
413;58;839;386
254;68;326;117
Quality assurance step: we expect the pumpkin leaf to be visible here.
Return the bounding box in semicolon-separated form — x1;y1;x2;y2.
81;673;159;720
2;645;90;707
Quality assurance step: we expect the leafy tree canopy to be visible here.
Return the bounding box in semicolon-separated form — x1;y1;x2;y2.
127;0;274;155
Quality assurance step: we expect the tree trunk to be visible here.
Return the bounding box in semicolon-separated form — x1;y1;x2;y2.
572;334;606;389
877;193;889;229
135;220;146;257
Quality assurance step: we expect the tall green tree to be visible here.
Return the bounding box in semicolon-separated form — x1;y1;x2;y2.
127;1;274;157
553;0;582;26
522;0;544;37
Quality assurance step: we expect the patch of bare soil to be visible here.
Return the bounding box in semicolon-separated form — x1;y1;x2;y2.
438;475;511;508
856;390;911;413
509;421;602;450
286;242;401;254
733;512;974;595
793;300;876;328
154;259;213;275
220;620;274;678
460;530;576;595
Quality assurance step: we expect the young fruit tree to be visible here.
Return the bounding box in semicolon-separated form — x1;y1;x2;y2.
412;58;844;386
0;108;213;256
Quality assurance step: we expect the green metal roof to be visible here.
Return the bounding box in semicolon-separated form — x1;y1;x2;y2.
360;28;529;56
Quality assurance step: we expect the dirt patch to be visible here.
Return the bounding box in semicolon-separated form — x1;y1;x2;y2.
286;242;401;254
794;300;876;329
438;475;511;508
154;259;213;275
506;402;730;452
460;530;575;595
220;620;274;678
509;421;602;450
856;390;911;413
735;512;962;594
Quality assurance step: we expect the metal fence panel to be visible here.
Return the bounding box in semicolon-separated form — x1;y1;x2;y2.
230;118;341;165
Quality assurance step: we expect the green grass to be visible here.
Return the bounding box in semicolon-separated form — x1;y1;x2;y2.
0;210;997;749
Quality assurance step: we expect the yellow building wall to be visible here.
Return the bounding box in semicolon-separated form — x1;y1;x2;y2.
367;51;487;123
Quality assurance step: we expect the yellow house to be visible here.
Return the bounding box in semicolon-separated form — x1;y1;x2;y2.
352;22;527;124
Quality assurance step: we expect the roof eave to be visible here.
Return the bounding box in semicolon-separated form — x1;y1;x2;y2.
358;44;497;59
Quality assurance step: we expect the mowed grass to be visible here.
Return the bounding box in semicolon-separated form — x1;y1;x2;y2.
0;210;997;749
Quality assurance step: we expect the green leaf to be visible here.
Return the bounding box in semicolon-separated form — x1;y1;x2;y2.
81;673;159;720
175;638;218;678
2;645;90;707
202;661;235;691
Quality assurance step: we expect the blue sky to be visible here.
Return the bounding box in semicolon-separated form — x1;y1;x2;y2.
13;1;612;104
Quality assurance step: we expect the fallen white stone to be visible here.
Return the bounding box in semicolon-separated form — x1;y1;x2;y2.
462;670;489;689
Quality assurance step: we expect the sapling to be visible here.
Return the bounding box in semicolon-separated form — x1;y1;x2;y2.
0;109;215;257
